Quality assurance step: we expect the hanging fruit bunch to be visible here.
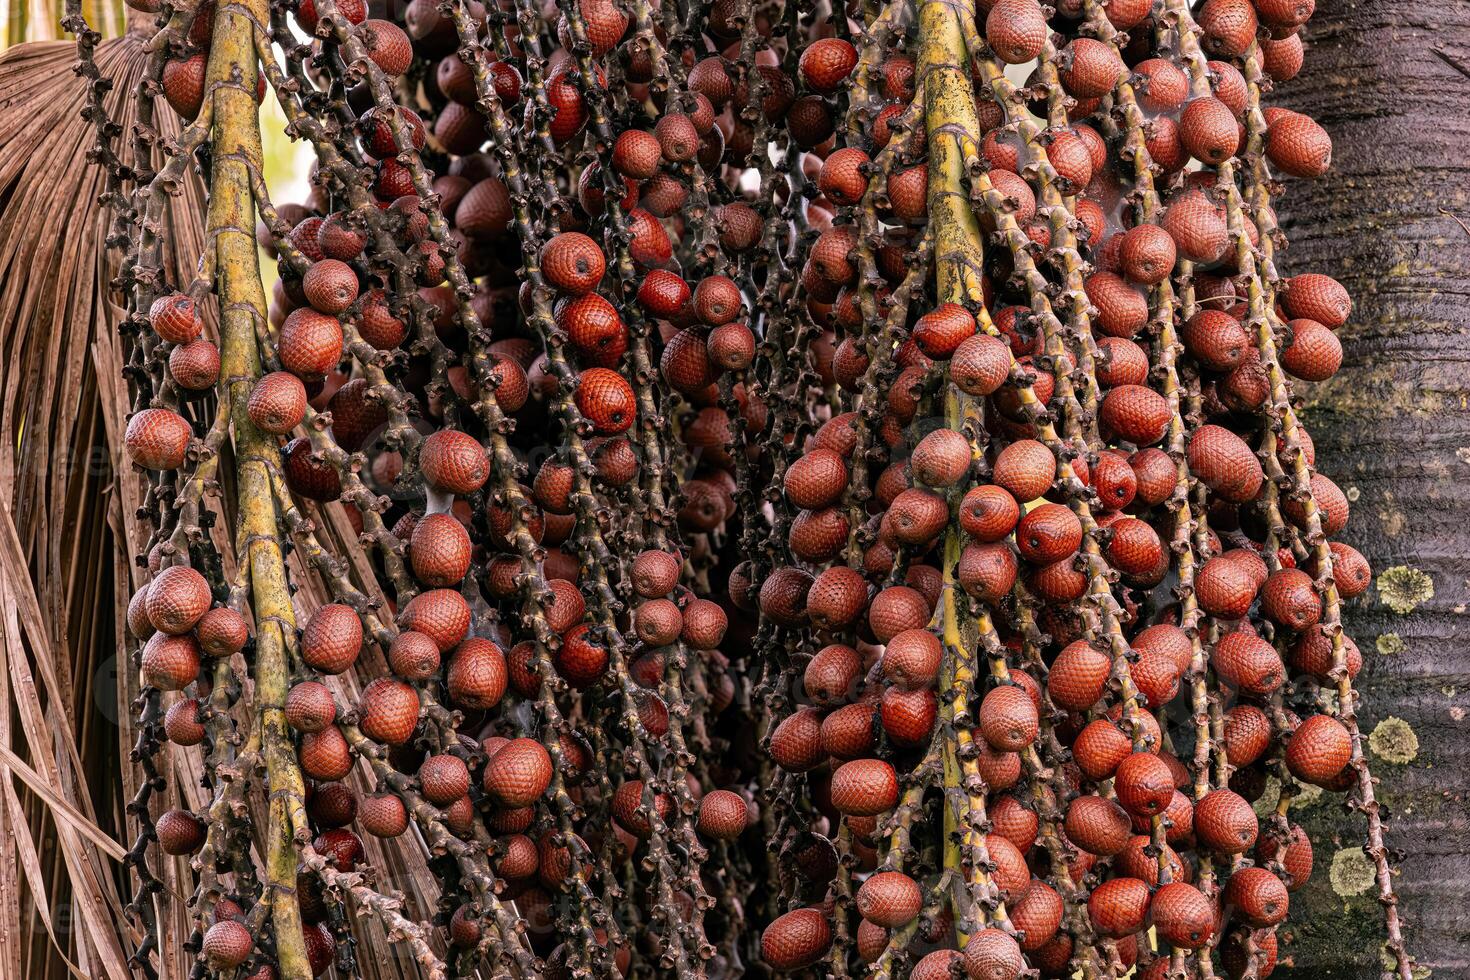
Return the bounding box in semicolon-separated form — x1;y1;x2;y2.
76;0;1413;971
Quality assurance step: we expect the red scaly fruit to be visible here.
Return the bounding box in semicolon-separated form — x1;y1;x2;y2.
1059;38;1126;98
156;808;205;854
149;292;204;343
1149;882;1216;949
284;681;335;733
1286;714;1353;785
1086;271;1150;337
818;147;871;206
958;485;1020;542
1188;424;1264;503
612;129;663;179
1224;866;1290;926
1101;383;1170;446
358;19;412;76
1260;567;1323;630
202;920;252;969
1214;630;1285;695
278;307;344;379
1089;877;1151;938
1283;273;1351;328
418;754;470;805
1048;640;1112;711
247;372;306;435
1281;318;1343;381
359;793;408;838
1119;224;1177;286
141;633;200;690
1194;788;1259;853
856;871;922;928
399;589;471;652
575;367;636;433
761;907;832;971
555;624;609;687
483;737;553;807
125;408;192;471
830;758;899;816
978;685;1039;751
299;725;352;781
420;430;488;495
799;37;857;93
987;0;1047;64
164;698;206;745
409;512;472;587
1065;794;1132;856
1180;96;1240;165
1115;752;1176;816
389;631;441;682
445;637;506;708
1016;503;1082;564
882;629;942;690
169;339;221;390
540;232;605;295
696;789;749;841
358;678;419;745
992;439;1056;503
964;928;1025;980
301;603;362;674
146;565;212;636
1009;880;1064;951
1198;0;1258;57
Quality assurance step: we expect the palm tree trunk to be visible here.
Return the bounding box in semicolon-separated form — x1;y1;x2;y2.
1272;2;1470;976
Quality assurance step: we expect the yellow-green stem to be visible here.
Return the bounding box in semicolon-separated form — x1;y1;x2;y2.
204;2;311;976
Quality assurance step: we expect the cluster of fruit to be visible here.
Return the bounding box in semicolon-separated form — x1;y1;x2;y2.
112;0;1407;974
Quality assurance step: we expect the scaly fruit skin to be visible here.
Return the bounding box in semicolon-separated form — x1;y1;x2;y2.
761;907;833;970
125;408;192;471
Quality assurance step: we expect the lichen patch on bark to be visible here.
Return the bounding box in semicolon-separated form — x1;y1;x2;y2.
1330;846;1376;897
1368;717;1420;764
1377;565;1434;614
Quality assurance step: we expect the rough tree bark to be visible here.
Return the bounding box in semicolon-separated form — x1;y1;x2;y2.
1274;2;1470;976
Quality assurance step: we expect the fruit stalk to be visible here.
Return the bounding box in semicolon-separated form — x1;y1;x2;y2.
201;0;312;974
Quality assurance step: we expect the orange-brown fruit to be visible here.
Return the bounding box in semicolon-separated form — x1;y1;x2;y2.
1066;795;1132;856
1089;877;1151;938
1015;503;1082;565
285;681;335;733
1149;882;1216;949
126;408;192;471
483;737;554;807
141;632;200;691
1260;568;1323;630
420;429;489;495
798;37;857;93
986;0;1047;64
1009;880;1064;951
1115;752;1175;816
358;678;420;745
1281;318;1343;381
1188;424;1263;503
697;789;749;840
1283;273;1351;328
882;629;942;690
856;871;922;928
1224;866;1290;926
1048;640;1114;712
761;907;832;971
830;758;898;816
1215;630;1285;696
1266;109;1333;178
1059;38;1125;98
1194;789;1259;854
978;684;1039;751
1285;714;1353;785
302;603;363;674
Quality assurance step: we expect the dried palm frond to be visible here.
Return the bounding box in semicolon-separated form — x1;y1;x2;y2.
0;30;203;980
